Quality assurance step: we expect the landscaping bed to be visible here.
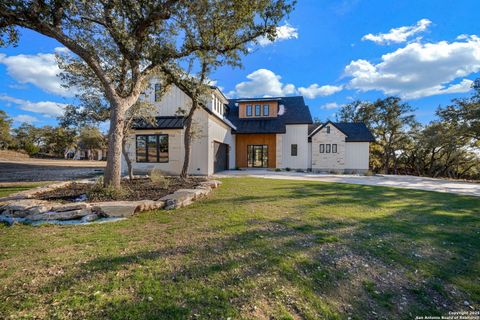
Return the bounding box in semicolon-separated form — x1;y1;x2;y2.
35;177;204;203
0;177;220;225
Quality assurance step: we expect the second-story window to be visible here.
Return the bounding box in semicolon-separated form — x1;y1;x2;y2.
255;105;261;116
246;105;253;116
263;104;269;116
154;83;161;102
326;126;331;134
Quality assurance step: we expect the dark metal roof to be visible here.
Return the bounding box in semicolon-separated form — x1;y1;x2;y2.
309;121;375;142
226;96;313;134
132;116;184;130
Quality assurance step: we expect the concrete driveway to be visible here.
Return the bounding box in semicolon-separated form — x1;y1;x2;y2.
215;170;480;197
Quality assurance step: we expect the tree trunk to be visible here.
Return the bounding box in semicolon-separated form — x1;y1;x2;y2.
104;104;127;188
122;135;134;181
180;100;199;180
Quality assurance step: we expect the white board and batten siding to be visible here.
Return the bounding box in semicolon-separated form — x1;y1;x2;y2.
345;142;370;171
277;124;310;170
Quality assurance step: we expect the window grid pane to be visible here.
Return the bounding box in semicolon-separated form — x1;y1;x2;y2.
263;104;269;116
154;84;161;102
326;144;331;153
332;144;337;153
246;105;252;116
136;134;168;163
255;105;261;116
320;144;325;153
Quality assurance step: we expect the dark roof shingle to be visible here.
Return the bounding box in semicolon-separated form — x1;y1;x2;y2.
132;116;184;130
309;121;375;142
226;96;313;134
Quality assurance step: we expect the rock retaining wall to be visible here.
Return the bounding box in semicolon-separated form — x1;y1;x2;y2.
0;180;222;226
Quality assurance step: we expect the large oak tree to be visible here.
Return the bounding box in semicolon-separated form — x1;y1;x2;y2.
0;0;293;188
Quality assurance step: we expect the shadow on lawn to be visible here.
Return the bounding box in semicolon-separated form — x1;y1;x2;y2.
39;180;480;319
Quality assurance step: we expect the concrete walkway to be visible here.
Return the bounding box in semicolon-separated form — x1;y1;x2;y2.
215;170;480;198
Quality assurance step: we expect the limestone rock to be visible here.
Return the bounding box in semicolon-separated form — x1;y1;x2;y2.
81;214;99;223
174;189;208;200
136;200;165;212
52;203;89;212
29;208;91;221
1;199;52;217
91;201;140;217
160;192;195;210
200;180;222;189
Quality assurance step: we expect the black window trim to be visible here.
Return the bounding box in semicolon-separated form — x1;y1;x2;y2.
136;134;169;163
326;144;331;153
263;104;269;116
326;126;331;134
246;105;253;116
291;144;298;156
332;144;337;153
319;144;325;153
255;104;261;116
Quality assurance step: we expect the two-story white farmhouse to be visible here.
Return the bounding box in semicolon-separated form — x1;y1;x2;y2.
121;82;375;176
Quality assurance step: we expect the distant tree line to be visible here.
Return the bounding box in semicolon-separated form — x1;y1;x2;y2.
0;112;105;159
337;80;480;180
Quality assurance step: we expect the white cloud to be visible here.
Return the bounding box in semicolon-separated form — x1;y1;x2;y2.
362;19;432;45
345;35;480;99
0;49;74;97
0;95;67;117
12;114;40;124
257;23;298;46
320;102;341;110
298;84;343;99
228;69;296;97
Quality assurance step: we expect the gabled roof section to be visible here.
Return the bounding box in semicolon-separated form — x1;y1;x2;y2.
226;96;313;134
309;121;375;142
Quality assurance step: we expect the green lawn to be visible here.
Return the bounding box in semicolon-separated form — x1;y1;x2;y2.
1;178;479;319
0;182;50;198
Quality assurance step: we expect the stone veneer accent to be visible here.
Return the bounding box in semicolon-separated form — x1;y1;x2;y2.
311;125;346;172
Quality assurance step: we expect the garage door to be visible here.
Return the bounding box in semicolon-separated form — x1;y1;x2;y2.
214;142;229;173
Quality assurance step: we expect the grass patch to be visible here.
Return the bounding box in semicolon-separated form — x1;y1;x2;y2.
0;177;479;319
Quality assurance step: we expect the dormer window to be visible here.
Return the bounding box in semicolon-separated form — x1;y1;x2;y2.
326;126;331;134
246;105;253;116
255;105;261;116
263;104;269;116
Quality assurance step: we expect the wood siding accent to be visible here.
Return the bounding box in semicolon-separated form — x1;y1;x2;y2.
238;101;279;119
236;134;277;168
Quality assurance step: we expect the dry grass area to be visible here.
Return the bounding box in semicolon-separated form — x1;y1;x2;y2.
0;178;479;319
0;150;30;161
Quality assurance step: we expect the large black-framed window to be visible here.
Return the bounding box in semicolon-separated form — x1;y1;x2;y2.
246;105;253;116
291;144;298;156
326;144;331;153
247;145;268;168
136;134;168;163
263;104;270;116
319;144;325;153
255;104;261;116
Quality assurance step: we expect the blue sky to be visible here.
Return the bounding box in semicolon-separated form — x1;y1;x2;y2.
1;0;480;128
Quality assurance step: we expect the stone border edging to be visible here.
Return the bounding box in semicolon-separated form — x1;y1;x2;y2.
0;180;222;226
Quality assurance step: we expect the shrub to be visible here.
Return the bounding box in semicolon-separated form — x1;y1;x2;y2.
364;170;374;176
87;176;130;201
274;168;282;172
285;167;291;172
150;168;170;189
